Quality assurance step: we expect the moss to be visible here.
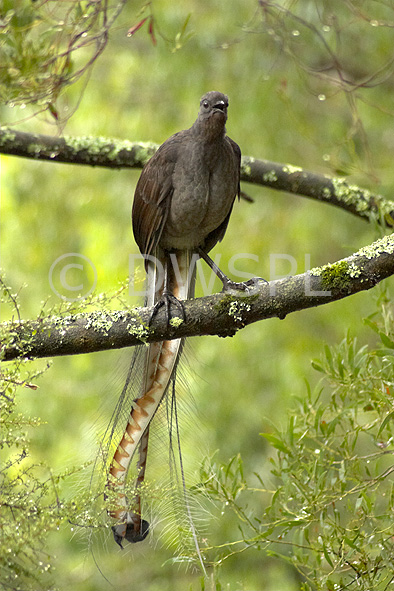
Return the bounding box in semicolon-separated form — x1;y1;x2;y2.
310;234;394;290
310;260;355;290
311;235;394;292
214;293;235;314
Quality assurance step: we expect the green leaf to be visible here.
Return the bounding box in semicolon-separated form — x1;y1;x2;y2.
374;348;394;357
181;13;192;36
322;543;334;567
260;433;291;454
363;316;379;333
379;331;394;349
311;360;324;372
324;344;334;371
378;411;394;436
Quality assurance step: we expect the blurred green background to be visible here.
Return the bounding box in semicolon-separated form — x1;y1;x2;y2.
2;0;394;589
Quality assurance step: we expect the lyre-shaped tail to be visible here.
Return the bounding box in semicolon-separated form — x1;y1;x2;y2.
107;250;195;547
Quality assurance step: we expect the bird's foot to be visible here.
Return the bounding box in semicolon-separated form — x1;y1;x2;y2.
112;519;150;548
124;518;150;544
149;290;185;325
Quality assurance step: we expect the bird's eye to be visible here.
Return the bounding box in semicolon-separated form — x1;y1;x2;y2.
203;100;209;109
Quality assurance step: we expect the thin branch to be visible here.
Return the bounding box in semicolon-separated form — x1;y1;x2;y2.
2;233;394;362
1;127;394;224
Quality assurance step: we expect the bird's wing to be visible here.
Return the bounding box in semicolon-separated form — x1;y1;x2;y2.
132;132;183;257
227;136;241;200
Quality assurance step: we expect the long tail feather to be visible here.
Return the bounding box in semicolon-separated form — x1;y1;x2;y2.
107;250;196;548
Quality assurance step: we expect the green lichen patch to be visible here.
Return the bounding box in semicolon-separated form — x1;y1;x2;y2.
214;292;257;319
46;313;80;338
331;177;371;213
26;142;44;156
240;156;255;177
169;317;184;328
347;262;362;278
263;170;278;184
64;135;116;156
356;233;394;259
83;310;129;335
0;127;16;144
330;177;394;220
228;299;252;322
310;233;394;290
132;142;157;165
283;164;303;174
126;316;150;341
59;136;157;166
310;260;356;291
98;139;156;164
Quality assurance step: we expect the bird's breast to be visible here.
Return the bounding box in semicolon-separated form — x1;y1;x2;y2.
159;146;237;250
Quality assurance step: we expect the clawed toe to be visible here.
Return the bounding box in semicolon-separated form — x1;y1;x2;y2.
149;290;185;325
243;276;267;287
222;279;248;292
222;276;267;293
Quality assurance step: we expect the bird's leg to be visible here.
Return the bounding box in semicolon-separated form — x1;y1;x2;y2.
198;247;265;292
149;254;186;324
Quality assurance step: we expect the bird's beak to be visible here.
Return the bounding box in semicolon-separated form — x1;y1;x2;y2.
213;101;227;112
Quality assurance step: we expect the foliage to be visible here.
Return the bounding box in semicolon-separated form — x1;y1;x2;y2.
256;1;394;178
201;287;394;589
0;275;138;591
0;0;195;123
6;284;394;591
0;0;129;118
1;281;60;590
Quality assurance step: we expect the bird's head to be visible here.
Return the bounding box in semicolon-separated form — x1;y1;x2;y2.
198;91;229;122
195;91;229;138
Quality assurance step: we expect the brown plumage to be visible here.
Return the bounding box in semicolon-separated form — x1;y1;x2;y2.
132;90;241;261
108;92;243;559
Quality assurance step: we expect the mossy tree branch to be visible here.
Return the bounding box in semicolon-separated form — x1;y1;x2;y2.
1;127;394;224
1;128;394;362
2;233;394;362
